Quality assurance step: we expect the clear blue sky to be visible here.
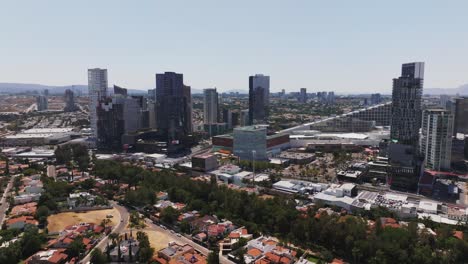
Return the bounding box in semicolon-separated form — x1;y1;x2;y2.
1;0;467;93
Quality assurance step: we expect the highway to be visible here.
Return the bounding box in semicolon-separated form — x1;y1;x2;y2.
0;175;17;226
80;201;130;264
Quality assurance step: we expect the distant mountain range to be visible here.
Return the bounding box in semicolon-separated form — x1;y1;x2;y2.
423;84;468;95
0;82;466;96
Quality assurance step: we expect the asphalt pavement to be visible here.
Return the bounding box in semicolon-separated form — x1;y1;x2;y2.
80;201;129;264
0;175;17;226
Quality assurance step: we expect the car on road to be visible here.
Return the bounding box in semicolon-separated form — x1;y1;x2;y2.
176;233;181;237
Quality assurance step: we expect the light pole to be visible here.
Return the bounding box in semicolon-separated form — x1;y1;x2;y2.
252;150;256;186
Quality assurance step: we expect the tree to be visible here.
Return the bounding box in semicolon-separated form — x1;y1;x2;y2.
160;206;179;225
35;205;50;226
136;231;154;263
67;236;85;258
207;250;220;264
90;248;107;264
21;226;46;258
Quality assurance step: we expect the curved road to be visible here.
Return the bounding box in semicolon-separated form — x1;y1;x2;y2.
80;201;129;264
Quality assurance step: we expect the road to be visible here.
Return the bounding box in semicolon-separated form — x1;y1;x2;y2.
143;218;235;264
80;201;130;264
0;175;17;226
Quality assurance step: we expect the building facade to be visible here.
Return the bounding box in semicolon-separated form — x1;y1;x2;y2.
453;97;468;135
420;109;454;171
36;95;48;111
155;72;193;151
249;74;270;125
388;62;425;190
203;88;219;125
299;88;307;103
63;89;77;112
88;68;108;139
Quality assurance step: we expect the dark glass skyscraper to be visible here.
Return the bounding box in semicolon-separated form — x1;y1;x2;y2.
390;62;424;145
388;62;425;190
155;72;192;145
248;74;270;125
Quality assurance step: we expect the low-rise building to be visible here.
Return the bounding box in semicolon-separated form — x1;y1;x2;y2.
6;216;39;229
26;249;68;264
192;154;218;172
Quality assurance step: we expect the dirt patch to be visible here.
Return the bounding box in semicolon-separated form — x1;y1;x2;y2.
47;208;120;233
145;229;174;252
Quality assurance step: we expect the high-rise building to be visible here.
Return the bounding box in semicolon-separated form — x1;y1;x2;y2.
222;108;232;129
240;109;250;126
248;74;270;125
370;93;382;105
64;89;78;112
327;92;335;105
36;95;48;111
390;62;424;145
388;62;425;190
419;109;454;171
203;88;219;125
88;68;108;138
453;97;468;135
96;85;144;150
231;111;240;127
155;72;192;145
148;100;157;129
299;88;307;103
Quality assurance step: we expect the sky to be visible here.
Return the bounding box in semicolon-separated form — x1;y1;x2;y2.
1;1;467;93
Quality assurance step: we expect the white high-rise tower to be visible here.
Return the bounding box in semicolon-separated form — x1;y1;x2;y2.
203;88;219;124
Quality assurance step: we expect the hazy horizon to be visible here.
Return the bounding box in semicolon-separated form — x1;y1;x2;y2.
1;1;467;93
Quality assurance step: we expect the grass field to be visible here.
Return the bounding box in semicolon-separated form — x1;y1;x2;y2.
47;208;120;233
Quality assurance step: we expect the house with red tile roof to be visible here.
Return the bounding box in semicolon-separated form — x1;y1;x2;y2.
6;215;38;229
26;249;68;264
10;202;37;216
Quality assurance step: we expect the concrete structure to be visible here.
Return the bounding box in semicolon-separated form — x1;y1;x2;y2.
2;128;76;146
64;89;78;112
36;95;48;111
203;88;219;125
192;154;218;172
249;74;270;124
230;126;289;160
299;88;307;103
420;109;454;170
88;68;108;139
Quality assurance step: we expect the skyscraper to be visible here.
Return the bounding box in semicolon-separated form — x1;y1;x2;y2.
36;95;48;111
453;97;468;135
390;62;424;145
420;109;454;171
96;85;144;150
88;68;108;138
249;74;270;125
203;88;219;125
64;89;77;112
155;72;192;145
388;62;425;190
370;93;382;105
299;88;307;103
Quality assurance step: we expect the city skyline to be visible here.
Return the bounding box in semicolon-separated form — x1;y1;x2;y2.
1;1;468;93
